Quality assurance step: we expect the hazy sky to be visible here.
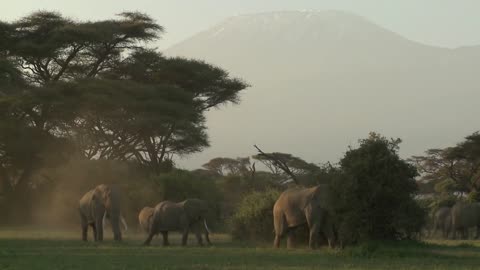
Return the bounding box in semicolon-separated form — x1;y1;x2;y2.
2;0;480;49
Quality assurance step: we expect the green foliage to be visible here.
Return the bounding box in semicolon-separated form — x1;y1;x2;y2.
411;132;480;197
0;11;248;222
153;170;221;203
0;58;22;90
229;189;281;241
331;133;424;244
434;179;458;194
467;191;480;203
202;157;256;179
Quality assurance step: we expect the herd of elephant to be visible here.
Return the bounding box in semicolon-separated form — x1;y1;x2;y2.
78;184;211;246
78;184;336;249
431;202;480;240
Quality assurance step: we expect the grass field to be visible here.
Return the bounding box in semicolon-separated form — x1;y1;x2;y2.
1;229;480;269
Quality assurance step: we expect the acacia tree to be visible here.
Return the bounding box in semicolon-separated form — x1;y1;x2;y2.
76;49;248;173
0;11;163;198
411;132;480;199
0;11;248;219
252;145;321;185
202;157;255;177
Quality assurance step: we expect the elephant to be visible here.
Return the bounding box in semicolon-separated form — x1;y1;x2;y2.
138;206;155;233
430;207;451;238
143;198;212;246
451;202;480;239
78;184;125;241
273;185;336;249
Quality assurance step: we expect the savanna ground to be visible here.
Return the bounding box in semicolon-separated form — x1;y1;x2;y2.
1;229;480;270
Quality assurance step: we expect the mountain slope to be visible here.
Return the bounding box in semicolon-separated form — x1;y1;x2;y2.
165;11;480;169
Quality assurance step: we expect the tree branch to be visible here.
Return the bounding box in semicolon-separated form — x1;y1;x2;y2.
254;145;299;185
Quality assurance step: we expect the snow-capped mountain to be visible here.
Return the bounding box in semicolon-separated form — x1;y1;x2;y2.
166;11;480;169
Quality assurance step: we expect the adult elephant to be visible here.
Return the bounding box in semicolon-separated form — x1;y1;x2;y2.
430;207;451;238
78;184;125;241
273;185;336;249
451;202;480;239
143;199;211;246
138;206;155;234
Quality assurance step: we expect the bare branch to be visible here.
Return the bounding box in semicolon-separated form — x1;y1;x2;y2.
254;144;299;185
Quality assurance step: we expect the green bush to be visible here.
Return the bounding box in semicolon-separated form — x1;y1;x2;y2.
153;170;221;203
331;133;426;244
229;189;281;241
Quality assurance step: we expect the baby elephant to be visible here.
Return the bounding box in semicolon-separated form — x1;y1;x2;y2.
138;206;155;233
143;199;211;246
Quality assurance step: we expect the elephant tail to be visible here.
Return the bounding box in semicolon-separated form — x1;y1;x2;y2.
204;219;211;234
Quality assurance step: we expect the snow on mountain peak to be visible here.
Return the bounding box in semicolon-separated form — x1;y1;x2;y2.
201;10;400;44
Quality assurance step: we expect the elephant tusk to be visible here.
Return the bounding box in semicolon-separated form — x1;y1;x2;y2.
102;211;107;231
121;215;128;232
203;219;211;234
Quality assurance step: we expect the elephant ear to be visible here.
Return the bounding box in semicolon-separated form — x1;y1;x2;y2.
99;186;111;204
311;185;333;208
104;187;111;199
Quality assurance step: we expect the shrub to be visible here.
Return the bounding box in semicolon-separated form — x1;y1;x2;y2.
229;188;281;241
331;133;426;244
153;170;221;203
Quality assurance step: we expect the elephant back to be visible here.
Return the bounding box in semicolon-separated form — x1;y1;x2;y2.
452;202;480;229
274;185;330;227
152;201;186;230
182;199;209;221
434;207;451;222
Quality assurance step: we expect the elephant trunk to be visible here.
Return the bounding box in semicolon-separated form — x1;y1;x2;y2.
108;185;122;241
109;211;122;241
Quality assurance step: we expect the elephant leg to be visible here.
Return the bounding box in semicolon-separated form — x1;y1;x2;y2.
305;204;323;249
91;224;97;241
181;228;190;246
195;231;204;246
143;231;155;246
161;231;170;246
286;230;295;249
273;235;281;248
81;225;88;241
205;230;211;246
80;213;88;241
323;218;337;249
95;217;103;242
309;225;320;250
